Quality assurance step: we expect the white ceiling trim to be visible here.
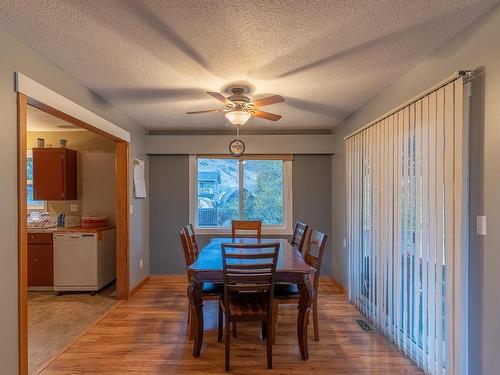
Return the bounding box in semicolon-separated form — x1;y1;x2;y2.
145;134;335;155
15;72;130;142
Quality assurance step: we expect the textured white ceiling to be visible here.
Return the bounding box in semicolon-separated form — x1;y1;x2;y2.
27;105;84;132
1;0;497;130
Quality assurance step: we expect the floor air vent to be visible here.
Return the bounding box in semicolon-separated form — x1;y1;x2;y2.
355;319;373;332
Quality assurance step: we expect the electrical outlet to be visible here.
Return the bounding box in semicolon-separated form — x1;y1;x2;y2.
70;203;78;212
139;259;143;269
476;215;487;236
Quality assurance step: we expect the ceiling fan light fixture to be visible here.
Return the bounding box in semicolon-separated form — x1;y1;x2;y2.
225;109;251;125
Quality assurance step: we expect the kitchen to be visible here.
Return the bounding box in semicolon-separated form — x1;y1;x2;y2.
26;105;118;375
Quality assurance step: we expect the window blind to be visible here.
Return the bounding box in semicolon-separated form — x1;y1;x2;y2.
345;77;469;375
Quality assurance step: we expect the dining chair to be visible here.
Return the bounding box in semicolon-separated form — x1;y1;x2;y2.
180;225;220;340
231;220;262;238
229;220;263;337
218;242;280;371
271;229;328;342
291;222;309;254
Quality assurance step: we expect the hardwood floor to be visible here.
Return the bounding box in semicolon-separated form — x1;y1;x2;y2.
41;276;423;374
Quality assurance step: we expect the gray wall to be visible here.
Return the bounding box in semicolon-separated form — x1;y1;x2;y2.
293;155;332;275
149;154;332;275
0;27;149;374
331;5;500;374
149;155;190;275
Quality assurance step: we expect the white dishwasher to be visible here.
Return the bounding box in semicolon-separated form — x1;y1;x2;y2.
53;228;116;294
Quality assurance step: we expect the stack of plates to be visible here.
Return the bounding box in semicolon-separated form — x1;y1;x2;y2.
81;216;107;228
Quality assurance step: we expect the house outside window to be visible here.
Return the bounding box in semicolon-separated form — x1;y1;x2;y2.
198;172;221;199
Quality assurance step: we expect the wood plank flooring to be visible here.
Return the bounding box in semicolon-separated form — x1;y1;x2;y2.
41;276;423;374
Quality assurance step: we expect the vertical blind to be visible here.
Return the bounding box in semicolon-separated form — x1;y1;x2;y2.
345;77;468;375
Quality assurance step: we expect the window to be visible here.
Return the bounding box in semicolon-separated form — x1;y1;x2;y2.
27;150;45;210
190;156;292;234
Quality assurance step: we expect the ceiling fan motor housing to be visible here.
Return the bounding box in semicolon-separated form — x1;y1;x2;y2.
228;87;251;107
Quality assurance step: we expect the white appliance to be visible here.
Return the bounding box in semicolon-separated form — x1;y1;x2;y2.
53;228;115;293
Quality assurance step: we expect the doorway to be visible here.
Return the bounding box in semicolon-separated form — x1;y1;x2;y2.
18;93;130;375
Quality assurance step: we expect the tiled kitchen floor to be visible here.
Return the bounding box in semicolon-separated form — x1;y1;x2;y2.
28;284;118;375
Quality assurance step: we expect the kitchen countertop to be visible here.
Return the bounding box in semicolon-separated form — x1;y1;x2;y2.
28;226;115;234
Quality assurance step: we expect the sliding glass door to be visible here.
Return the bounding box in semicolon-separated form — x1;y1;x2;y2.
346;77;469;375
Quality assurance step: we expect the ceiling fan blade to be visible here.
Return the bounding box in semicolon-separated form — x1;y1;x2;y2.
206;92;233;106
186;109;223;114
252;109;282;121
250;95;284;108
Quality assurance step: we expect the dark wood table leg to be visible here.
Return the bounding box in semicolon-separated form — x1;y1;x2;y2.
297;273;314;360
188;277;204;357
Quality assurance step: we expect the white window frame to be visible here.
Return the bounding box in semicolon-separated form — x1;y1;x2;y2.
189;155;293;235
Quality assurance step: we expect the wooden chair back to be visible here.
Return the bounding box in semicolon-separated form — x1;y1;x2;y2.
185;224;199;258
291;222;309;253
179;226;196;267
231;220;262;238
222;242;280;313
303;230;328;290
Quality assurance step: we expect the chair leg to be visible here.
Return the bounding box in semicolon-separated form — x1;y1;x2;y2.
218;301;223;343
232;322;237;338
266;320;273;369
271;302;278;344
188;306;195;341
313;296;319;341
225;316;230;371
261;321;267;340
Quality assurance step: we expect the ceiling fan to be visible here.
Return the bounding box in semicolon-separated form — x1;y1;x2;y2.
186;87;284;125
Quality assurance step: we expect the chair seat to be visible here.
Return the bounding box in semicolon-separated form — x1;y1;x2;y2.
202;282;221;295
274;283;299;299
222;292;269;319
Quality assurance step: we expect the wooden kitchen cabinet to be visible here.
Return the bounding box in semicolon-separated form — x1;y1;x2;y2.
28;233;53;287
33;147;77;200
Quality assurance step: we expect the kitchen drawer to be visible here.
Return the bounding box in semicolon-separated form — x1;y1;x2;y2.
28;233;53;244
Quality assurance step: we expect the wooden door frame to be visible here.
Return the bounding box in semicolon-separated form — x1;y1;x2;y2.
17;93;130;375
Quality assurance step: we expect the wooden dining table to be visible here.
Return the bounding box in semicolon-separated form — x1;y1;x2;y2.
187;237;316;360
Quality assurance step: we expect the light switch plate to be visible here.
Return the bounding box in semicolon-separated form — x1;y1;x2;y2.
140;259;143;269
130;204;134;214
476;215;487;236
70;203;78;212
343;238;347;248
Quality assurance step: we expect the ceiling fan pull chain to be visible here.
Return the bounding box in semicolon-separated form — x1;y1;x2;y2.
236;124;240;140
